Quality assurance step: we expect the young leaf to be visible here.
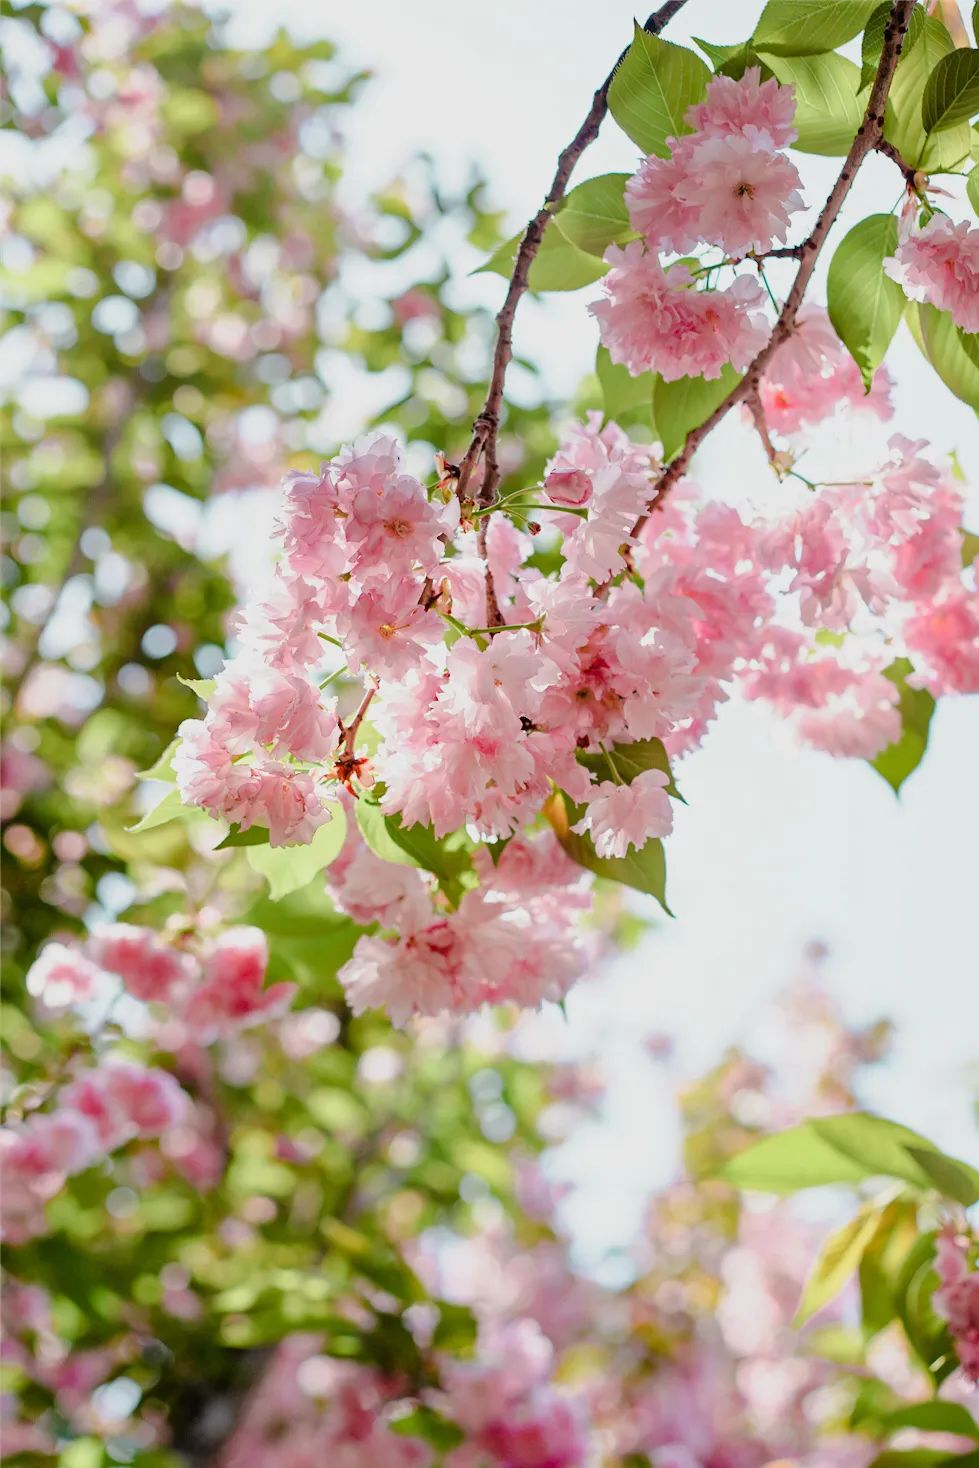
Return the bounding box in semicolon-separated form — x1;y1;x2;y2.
128;786;192;833
859;1196;922;1337
720;1112;979;1200
136;738;179;783
910;301;979;410
354;799;470;902
756;51;864;154
878;1403;979;1442
578;736;683;800
477;221;606;291
652;365;742;460
215;823;272;848
861;2;924;90
389;1406;465;1451
885;17;973;169
176;673;215;700
693;38;757;79
554;174;635;257
246;805;348;900
827;214;904;388
596;345;655;428
870;658;935;794
543;790;672;914
922;47;979;133
968;166;979;214
754;0;879;56
608;24;710;157
795;1203;888;1325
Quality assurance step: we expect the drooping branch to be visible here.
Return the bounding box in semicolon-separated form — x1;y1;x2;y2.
456;0;691;622
629;0;917;539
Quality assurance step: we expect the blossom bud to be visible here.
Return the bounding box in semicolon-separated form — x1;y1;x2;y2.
544;469;592;507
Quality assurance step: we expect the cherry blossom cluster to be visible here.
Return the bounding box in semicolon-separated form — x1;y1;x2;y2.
163;396;978;1025
330;825;593;1025
934;1225;979;1381
216;1320;589;1468
0;1060;188;1243
25;923;295;1038
885;215;979;333
593;68;805;380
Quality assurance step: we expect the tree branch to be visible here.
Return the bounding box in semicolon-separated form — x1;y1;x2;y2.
628;0;917;541
456;0;691;623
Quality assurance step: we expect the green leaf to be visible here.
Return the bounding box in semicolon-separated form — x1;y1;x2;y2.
911;300;979;410
886;18;973;169
720;1112;979;1199
596;345;655;429
894;1232;958;1380
827;214;904;388
905;1144;979;1207
578;736;683;800
961;526;979;564
544;790;671;914
870;657;935;794
554;173;635;257
176;673;215;701
246;806;347;900
967;166;979;214
653;365;742;460
137;739;179;783
354;799;470;902
389;1405;465;1451
796;1203;888;1324
861;2;925;90
859;1196;922;1337
215;823;272;848
754;0;879;55
693;38;758;78
756;51;864;154
476;222;607;291
922;47;979;132
431;1300;478;1353
608;24;710;157
879;1403;979;1441
128;786;191;833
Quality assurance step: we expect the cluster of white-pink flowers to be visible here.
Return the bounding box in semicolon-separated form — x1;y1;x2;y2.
159;399;979;1025
0;1060;188;1243
152;64;979;1029
25;923;294;1038
216;1319;589;1468
593;68;805;380
885;214;979;333
330;826;593;1025
934;1225;979;1382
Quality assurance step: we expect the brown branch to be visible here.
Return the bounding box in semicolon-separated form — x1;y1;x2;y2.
875;135;919;186
745;387;779;469
628;0;917;541
456;0;691;622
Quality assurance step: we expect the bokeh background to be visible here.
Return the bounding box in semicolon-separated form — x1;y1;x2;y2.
2;0;977;1278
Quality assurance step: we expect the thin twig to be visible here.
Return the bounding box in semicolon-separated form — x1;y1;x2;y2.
875;135;919;186
745;387;779;469
456;0;691;623
627;0;917;542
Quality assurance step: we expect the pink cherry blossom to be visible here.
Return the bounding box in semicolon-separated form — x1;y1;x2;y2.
88;923;196;1002
186;927;296;1037
685;66;798;149
590;245;770;381
933;1226;979;1381
573;768;673;858
25;942;103;1010
629;132;804;257
759;306;894;436
884;215;979;332
544;468;592;507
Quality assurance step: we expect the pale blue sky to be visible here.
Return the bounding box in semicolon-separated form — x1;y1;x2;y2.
221;0;979;1255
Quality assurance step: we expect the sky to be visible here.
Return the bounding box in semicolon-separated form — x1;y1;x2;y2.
215;0;978;1256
